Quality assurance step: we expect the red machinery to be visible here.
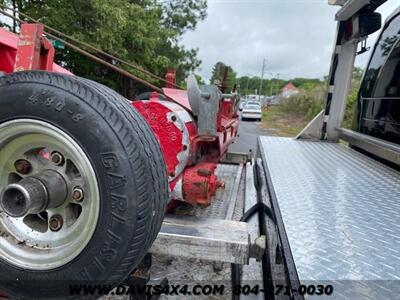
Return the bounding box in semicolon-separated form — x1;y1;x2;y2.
133;72;239;207
0;21;241;300
0;23;239;208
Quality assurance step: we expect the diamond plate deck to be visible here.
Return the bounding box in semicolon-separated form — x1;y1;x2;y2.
259;137;400;282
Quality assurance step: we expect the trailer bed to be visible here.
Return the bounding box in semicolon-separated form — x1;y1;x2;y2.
148;162;266;300
259;136;400;297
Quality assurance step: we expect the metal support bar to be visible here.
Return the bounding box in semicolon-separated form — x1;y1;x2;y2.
225;163;244;220
339;128;400;165
296;109;325;140
150;215;251;264
222;152;251;164
335;0;370;21
334;0;388;21
14;23;55;72
326;40;358;141
320;0;386;141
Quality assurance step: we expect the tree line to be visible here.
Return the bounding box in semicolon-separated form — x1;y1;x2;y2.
0;0;207;98
209;61;326;95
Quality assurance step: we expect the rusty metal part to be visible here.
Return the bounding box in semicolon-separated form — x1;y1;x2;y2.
72;187;84;202
50;152;64;166
14;159;32;175
49;215;63;232
13;23;55;72
165;69;177;88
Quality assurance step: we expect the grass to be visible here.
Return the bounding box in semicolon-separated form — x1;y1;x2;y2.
260;106;309;137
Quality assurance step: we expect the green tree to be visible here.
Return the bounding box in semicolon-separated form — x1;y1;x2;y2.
195;74;205;85
0;0;207;97
160;0;207;35
343;67;363;128
210;62;236;92
352;67;364;81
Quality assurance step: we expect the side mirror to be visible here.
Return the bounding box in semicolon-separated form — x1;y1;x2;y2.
359;11;382;37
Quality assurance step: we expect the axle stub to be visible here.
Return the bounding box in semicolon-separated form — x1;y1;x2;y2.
0;170;67;218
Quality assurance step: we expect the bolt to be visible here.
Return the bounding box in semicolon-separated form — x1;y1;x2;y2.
72;187;84;202
49;215;63;232
51;152;64;166
171;115;177;122
14;159;32;174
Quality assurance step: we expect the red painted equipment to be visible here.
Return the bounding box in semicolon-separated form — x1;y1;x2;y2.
14;24;55;72
0;23;240;207
0;24;71;75
165;69;177;88
133;90;239;207
177;163;225;207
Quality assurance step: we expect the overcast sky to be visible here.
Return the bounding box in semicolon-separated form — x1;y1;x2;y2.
181;0;400;82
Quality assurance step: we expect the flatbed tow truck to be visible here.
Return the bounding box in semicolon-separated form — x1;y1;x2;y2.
0;0;399;299
153;1;400;298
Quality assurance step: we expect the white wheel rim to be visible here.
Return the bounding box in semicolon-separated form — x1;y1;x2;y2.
0;119;100;270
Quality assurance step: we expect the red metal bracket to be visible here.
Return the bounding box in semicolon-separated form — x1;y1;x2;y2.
14;23;55;72
165;69;176;88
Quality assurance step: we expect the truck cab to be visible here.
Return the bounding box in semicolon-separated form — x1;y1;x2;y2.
355;8;400;145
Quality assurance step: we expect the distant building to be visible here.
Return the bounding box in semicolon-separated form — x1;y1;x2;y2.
280;83;300;98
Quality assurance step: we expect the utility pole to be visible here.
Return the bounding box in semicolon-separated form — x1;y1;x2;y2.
274;73;280;96
245;76;250;99
270;75;273;96
258;58;266;101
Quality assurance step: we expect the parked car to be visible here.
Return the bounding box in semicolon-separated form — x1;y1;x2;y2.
239;101;246;111
241;102;262;121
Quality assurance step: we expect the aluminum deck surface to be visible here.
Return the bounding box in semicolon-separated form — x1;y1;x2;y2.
259;137;400;283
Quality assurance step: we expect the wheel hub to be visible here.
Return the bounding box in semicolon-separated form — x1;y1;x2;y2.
1;170;68;218
0;119;100;270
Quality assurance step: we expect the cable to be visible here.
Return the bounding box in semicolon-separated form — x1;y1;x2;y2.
0;6;180;91
230;202;276;300
0;3;183;89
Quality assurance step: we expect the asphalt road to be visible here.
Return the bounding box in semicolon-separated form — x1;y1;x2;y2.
229;118;272;154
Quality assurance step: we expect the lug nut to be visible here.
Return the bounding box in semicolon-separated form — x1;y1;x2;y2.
72;187;84;202
14;159;32;174
51;152;64;166
49;215;63;232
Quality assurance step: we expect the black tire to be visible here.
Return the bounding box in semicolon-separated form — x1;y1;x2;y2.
0;71;168;299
